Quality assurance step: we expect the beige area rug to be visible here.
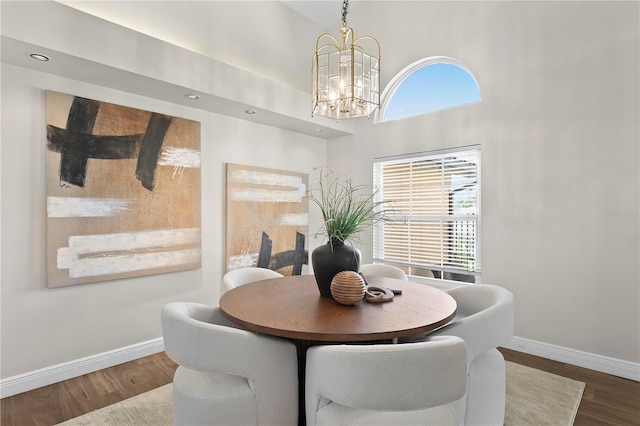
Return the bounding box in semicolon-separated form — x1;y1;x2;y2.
58;361;585;425
505;362;585;425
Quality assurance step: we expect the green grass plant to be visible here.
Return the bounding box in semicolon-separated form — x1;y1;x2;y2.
308;168;391;245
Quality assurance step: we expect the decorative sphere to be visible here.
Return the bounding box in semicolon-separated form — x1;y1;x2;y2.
331;271;366;305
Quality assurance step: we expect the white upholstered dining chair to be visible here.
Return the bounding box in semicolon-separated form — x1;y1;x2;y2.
359;263;408;280
161;302;298;426
305;336;468;426
221;267;283;296
411;284;515;426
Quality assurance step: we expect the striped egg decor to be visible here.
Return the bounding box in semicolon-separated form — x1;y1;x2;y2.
330;271;366;305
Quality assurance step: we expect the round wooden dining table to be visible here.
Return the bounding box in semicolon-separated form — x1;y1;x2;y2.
219;274;457;425
219;274;456;343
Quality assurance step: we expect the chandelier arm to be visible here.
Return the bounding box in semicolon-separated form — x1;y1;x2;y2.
340;27;354;50
352;36;381;56
315;33;342;52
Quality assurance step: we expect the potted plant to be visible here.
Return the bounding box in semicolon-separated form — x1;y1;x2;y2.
308;168;391;298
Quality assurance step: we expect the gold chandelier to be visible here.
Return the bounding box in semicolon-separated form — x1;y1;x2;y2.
312;0;380;122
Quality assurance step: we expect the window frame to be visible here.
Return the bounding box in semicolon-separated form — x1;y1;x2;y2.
373;146;481;284
374;56;482;124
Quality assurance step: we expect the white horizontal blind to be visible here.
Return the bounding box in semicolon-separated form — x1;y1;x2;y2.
373;147;480;283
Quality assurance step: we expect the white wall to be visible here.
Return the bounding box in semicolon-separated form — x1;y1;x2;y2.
328;1;639;364
0;64;326;379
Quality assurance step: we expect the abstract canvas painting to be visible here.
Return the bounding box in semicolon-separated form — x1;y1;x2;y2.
225;163;308;275
45;91;201;287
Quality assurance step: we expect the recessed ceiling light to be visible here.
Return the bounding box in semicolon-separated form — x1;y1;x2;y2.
245;110;256;115
30;53;50;62
185;94;200;100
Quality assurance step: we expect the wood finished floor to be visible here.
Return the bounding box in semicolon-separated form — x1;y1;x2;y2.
1;348;638;425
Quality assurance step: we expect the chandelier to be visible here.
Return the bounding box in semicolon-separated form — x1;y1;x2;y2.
312;0;380;122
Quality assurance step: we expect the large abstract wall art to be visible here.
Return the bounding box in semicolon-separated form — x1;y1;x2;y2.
45;91;201;288
225;163;308;275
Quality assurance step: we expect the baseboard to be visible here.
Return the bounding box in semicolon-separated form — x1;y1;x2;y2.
2;335;637;399
0;338;165;398
504;336;640;382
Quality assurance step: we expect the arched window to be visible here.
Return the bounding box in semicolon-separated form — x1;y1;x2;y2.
378;57;481;123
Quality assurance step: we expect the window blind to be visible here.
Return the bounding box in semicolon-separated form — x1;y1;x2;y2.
373;147;481;282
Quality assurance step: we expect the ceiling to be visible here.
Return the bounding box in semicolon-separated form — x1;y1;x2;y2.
280;0;361;29
2;1;358;140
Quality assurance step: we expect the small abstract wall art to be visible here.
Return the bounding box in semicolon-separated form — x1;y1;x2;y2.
225;163;308;275
45;91;201;287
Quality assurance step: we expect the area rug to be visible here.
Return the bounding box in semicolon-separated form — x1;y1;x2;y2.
505;361;585;425
58;361;585;425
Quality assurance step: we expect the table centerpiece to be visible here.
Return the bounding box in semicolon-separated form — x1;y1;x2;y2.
308;167;392;298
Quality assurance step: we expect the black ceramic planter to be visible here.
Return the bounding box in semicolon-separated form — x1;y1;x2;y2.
311;240;361;298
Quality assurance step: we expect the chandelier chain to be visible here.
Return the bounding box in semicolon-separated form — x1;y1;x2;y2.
341;0;349;27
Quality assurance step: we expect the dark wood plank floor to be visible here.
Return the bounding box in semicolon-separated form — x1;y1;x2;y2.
1;349;638;425
499;348;640;426
1;352;177;426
